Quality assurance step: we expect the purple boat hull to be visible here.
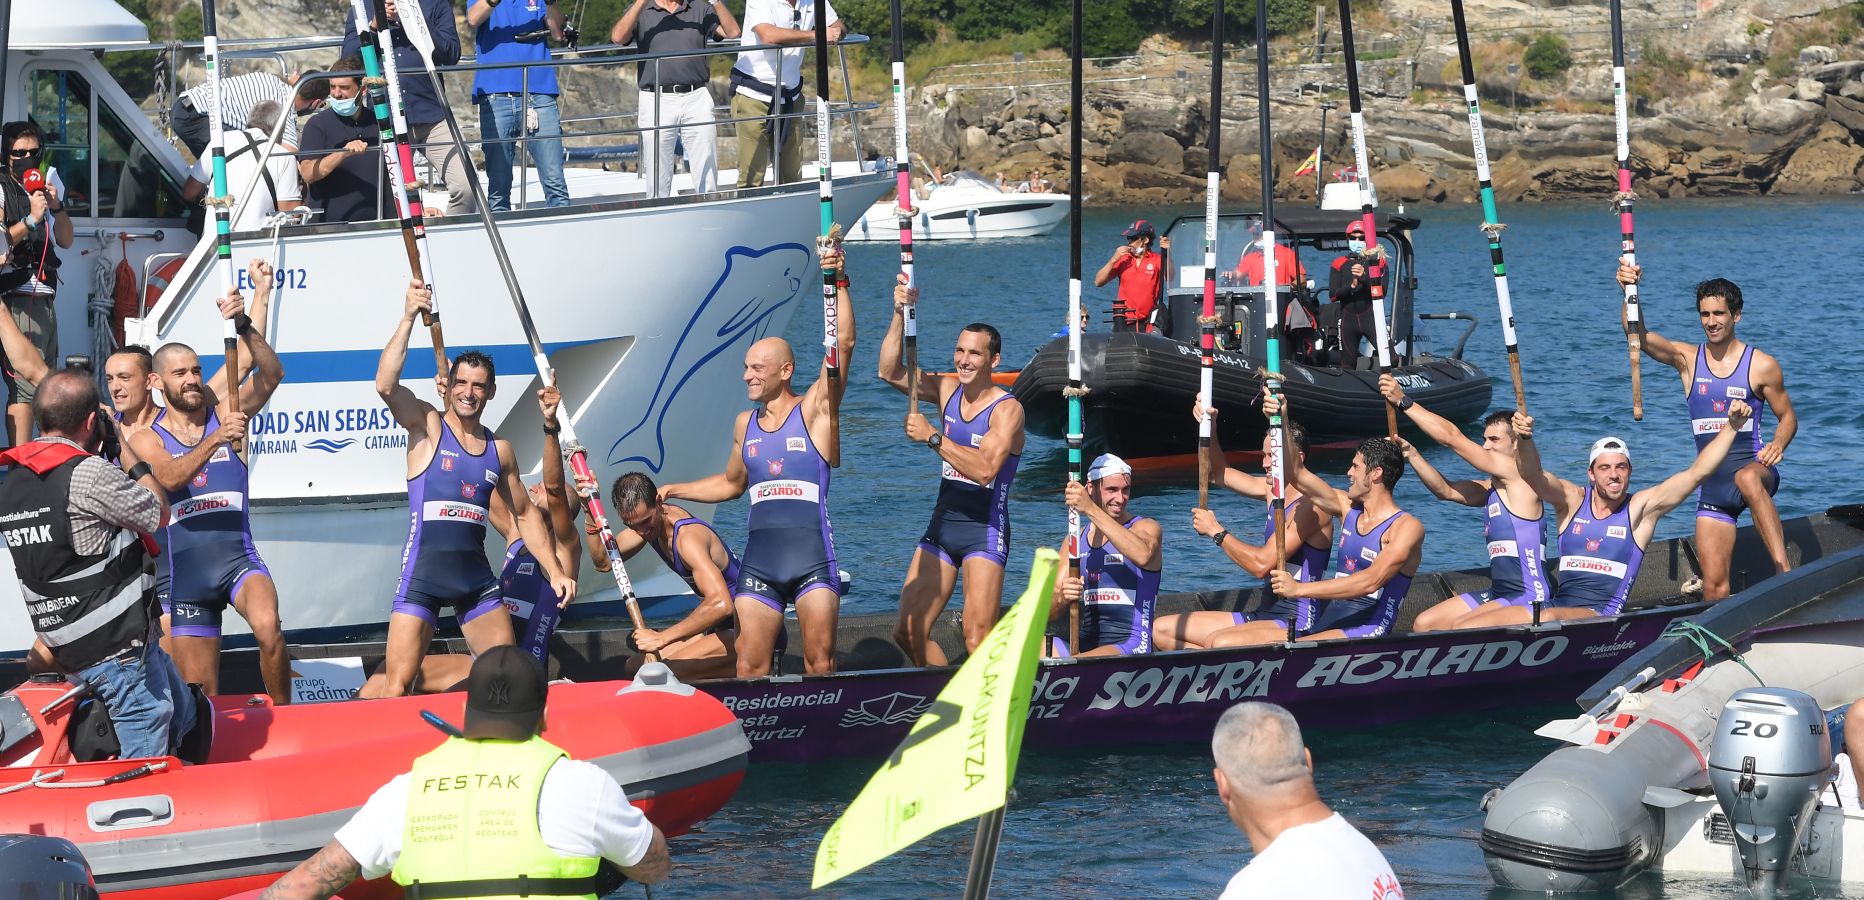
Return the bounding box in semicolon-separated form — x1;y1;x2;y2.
701;608;1686;762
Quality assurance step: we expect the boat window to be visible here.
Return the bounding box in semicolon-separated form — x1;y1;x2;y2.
25;67;188;220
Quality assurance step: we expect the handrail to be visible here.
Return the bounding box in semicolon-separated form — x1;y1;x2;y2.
1418;312;1479;360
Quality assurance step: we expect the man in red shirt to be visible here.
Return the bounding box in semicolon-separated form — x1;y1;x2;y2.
1234;221;1306;287
1093;219;1168;332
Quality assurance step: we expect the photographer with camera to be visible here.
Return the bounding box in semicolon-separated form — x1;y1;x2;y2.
1327;219;1386;370
1093;219;1168;334
468;0;577;209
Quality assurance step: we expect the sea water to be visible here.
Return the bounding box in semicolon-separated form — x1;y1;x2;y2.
655;194;1864;898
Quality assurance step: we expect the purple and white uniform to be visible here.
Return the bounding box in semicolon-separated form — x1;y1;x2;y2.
1073;516;1161;655
1688;345;1776;524
1548;488;1644;615
154;409;269;638
1305;506;1414;639
1457;488;1549;610
395;423;503;624
919;390;1020;567
736;404;838;611
656;516;743;590
498;539;561;667
1236;496;1332;628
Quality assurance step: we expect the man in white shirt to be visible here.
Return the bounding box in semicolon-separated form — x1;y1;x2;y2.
256;647;671;899
727;0;841;188
182;101;306;233
1212;702;1405;899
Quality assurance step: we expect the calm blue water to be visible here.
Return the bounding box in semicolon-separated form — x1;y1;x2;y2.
660;193;1864;897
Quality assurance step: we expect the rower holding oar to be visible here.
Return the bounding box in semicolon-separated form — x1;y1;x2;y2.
1380;376;1548;632
1456;400;1753;627
1152;400;1334;652
1204;391;1422;648
1047;455;1161;657
602;471;746;681
365;282;575;698
658;247;856;677
1617;265;1796;598
880;278;1024;666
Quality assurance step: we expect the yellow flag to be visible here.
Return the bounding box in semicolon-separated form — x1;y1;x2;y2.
811;548;1060;888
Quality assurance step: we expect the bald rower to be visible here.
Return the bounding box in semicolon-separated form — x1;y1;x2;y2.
659;247;856;677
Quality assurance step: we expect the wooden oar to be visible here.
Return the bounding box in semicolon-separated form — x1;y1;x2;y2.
1251;0;1294;645
888;0;918;413
1195;1;1222;512
1450;0;1527;414
1062;0;1086;659
365;0;445;381
1335;0;1396;439
1610;0;1643;420
397;2;649;635
814;0;840;381
200;0;241;443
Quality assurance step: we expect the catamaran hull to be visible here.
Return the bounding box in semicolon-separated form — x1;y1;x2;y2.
0;177;893;655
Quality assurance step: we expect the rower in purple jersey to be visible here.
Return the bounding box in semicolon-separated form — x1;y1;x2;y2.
660;246;856;677
606;471;748;682
1048;454;1163;657
125;279;286;703
1377;381;1550;632
1217;390;1427;647
367;282;575;699
878;279;1026;666
1153;404;1335;652
1458;400;1754;627
1619;264;1798;600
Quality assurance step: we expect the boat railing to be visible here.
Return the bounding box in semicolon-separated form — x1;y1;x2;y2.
1417;312;1479;360
130;33;880;214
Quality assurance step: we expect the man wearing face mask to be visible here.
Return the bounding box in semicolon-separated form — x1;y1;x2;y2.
3;122;77;446
342;0;477;215
297;59;395;224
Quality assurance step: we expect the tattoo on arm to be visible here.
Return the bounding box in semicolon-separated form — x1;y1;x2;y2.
259;841;362;900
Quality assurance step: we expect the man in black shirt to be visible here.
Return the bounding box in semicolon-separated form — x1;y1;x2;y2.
297;59;394;224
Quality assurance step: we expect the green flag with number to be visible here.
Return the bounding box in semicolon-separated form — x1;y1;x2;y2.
811;547;1060;888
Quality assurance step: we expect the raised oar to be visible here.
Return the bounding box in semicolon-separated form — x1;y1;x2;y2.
1061;0;1087;660
1610;0;1643;420
200;0;241;440
1195;0;1223;512
397;4;651;635
1252;0;1293;645
1335;0;1396;438
814;0;840;381
1450;0;1527;414
889;0;918;412
350;0;444;383
368;0;445;380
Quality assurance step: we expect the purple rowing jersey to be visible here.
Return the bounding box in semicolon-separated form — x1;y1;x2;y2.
1688;345;1779;523
657;517;743;589
499;539;561;666
1237;495;1331;629
154;409;269;636
920;389;1020;567
1483;488;1549;604
1550;488;1643;615
1309;506;1414;639
394;422;504;622
1078;516;1160;655
737;403;839;610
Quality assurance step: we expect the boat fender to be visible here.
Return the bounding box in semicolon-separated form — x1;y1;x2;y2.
616;662;696;698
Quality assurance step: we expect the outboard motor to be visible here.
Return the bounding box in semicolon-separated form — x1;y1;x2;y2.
1707;687;1835;893
0;834;99;898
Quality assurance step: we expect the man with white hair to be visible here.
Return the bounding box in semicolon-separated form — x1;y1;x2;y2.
1211;701;1404;899
1047;453;1162;657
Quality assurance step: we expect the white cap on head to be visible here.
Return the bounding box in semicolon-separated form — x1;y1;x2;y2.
1087;453;1132;482
1589;436;1631;464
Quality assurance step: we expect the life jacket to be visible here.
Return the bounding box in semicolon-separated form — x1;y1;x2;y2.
391;735;602;900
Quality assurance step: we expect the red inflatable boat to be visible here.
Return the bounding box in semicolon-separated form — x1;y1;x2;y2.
0;669;748;899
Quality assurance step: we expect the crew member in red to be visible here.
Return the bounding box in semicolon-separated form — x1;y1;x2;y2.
1234;221;1306;287
1093;219;1168;333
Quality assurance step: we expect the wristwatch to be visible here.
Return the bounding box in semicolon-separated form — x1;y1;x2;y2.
926;432;943;451
1397;396;1415;412
1210;529;1229;547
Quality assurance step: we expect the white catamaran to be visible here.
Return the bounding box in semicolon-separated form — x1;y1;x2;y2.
0;0;893;653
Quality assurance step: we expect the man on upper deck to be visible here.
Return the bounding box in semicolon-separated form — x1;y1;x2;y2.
1619;263;1797;600
297;59;395;224
729;0;840;188
467;0;574;209
341;0;478;214
611;0;742;198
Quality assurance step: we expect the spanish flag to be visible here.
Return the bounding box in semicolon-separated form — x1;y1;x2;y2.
812;548;1060;888
1293;145;1322;177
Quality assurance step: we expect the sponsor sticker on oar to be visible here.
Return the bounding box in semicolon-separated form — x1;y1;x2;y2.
811;548;1059;888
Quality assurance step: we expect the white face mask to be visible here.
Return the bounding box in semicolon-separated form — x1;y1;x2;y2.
1347;239;1366;254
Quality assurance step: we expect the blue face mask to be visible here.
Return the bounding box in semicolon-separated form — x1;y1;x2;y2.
328;96;359;117
1347;239;1366;254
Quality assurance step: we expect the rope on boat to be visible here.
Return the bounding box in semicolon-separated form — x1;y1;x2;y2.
1478;221;1507;238
1660;620;1765;686
1060;385;1089;398
0;761;170;794
1611;189;1639;206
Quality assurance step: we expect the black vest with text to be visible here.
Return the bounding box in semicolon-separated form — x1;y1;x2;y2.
1;450;154;671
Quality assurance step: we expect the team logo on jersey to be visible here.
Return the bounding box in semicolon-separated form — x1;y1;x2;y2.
192;470;209;489
970;433;983;447
768;459;784;476
1573;523;1585;534
787;436;807;452
1728;386;1748;399
1606;525;1627;539
1487;502;1501;517
1698;383;1709;395
1712;399;1726;413
461;482;477;499
484;470;497;484
747;443;759;458
517;562;535;575
1586;538;1603;552
441;457;455;472
1344;557;1359;572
